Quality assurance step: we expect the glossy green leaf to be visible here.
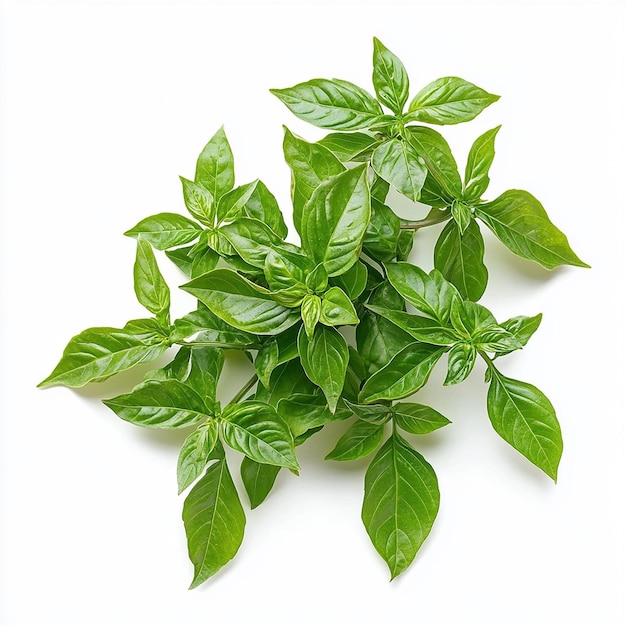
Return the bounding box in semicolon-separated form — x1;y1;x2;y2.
343;399;392;425
194;126;235;202
298;325;349;413
271;78;384;130
181;269;300;335
103;379;211;429
319;286;359;327
396;229;414;261
180;176;215;226
434;219;488;301
218;218;286;269
182;455;245;588
495;313;543;358
215;181;259;225
186;347;224;412
177;421;219;494
240;457;281;509
264;246;312;292
326;420;384;461
476;190;589;269
301;294;322;338
255;360;317;409
359;343;445;403
393;403;451;434
317;132;379;162
486;367;563;481
133;237;170;322
254;325;300;389
451;200;472;234
407;77;499;125
239;180;288;239
329;261;367;300
371;138;427;203
372;37;410;114
124;212;202;250
362;433;440;579
444;342;476;385
38;318;169;389
463;125;500;202
277;393;351;437
363;199;401;262
221;400;299;471
301;165;370;277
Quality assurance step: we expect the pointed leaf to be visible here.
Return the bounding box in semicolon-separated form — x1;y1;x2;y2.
177;421;219;494
393;403;451;434
495;313;543;358
444;342;476;385
463;125;500;202
194;126;235;202
277;393;351;437
325;420;384;461
124;213;202;250
363;198;400;262
133;237;170;321
180;176;215;226
218;217;286;269
372;37;410;114
317;132;379;162
319;286;359;327
240;457;281;509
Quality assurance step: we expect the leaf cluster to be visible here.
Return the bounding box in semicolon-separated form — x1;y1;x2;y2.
39;37;587;586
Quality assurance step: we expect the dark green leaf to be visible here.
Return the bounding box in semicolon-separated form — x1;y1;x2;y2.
221;400;299;471
180;176;215;226
407;77;499;125
486;367;563;481
255;360;317;409
444;342;476;385
181;269;300;335
194;126;235;202
298;325;349;413
434;219;488;301
463;125;500;202
124;213;202;250
317;132;379;162
277;393;351;437
133;237;170;322
329;260;367;300
476;190;589;269
319;287;359;327
182;456;245;588
254;325;300;389
362;433;440;579
372;37;410;114
301;165;371;277
271;79;384;130
396;230;414;261
371;139;427;203
325;420;384;461
177;421;219;494
393;403;451;434
240;457;281;509
363;199;401;263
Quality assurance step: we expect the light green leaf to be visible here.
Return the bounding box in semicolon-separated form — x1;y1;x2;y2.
319;286;359;327
239;180;288;239
240;457;281;509
495;313;543;358
444;342;476;385
186;347;224;412
325;420;384;461
124;213;202;250
177;421;219;494
463;125;501;202
133;237;170;322
194;126;235;202
277;393;351;437
393;403;451;434
301;294;322;338
254;325;300;389
372;37;410;114
218;217;286;269
180;176;215;226
317;132;379;162
362;433;440;579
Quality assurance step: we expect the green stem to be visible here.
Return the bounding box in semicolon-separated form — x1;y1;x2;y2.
228;374;258;406
399;208;451;231
174;340;259;350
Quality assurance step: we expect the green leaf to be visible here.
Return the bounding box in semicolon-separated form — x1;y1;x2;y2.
486;367;563;481
240;457;281;509
343;399;392;425
298;325;349;413
475;190;589;269
264;247;311;292
254;325;300;389
255;360;317;409
124;212;202;250
133;237;170;322
372;37;410;114
215;180;259;225
277;392;351;437
165;238;219;279
182;456;245;588
362;433;440;579
218;217;286;269
359;343;445;403
319;286;359;327
270;78;384;130
194;126;235;202
38;318;169;389
181;269;300;335
301;165;371;277
363;198;401;263
301;294;322;338
221;400;299;471
444;342;476;385
407;76;499;125
495;313;543;358
463;125;501;202
325;420;384;461
385;262;459;324
450;200;472;234
329;261;367;300
177;421;219;494
186;347;224;412
317;132;379;162
180;176;215;226
103;379;211;429
393;403;451;434
239;180;288;239
396;230;415;261
434;219;488;301
371;138;427;203
282;127;346;235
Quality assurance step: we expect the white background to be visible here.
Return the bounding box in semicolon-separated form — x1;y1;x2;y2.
1;1;625;625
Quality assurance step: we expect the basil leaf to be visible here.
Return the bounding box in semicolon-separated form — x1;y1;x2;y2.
450;299;496;338
301;164;370;277
218;217;286;269
194;126;235;202
450;200;472;234
103;379;211;429
407;76;499;125
239;180;288;239
486;367;563;481
495;313;542;358
277;393;351;437
282;127;345;235
177;421;219;494
363;198;401;263
329;260;368;300
319;286;359;327
180;176;215;226
343;399;392;425
371;138;427;202
298;325;349;413
186;347;224;412
182;456;245;588
270;78;384;130
476;190;589;269
240;457;281;509
372;37;410;115
301;294;322;338
359;343;445;403
444;342;476;385
215;180;259;225
396;229;415;261
317;132;379;162
463;125;501;202
325;420;384;461
434;219;488;301
254;325;300;389
124;212;202;250
181;269;300;335
38;318;169;389
133;237;170;323
221;400;299;471
385;262;460;324
362;433;439;579
393;403;451;434
264;246;312;292
255;360;316;408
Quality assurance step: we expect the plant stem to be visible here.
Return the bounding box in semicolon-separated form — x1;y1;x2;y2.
175;340;259;350
228;374;258;406
399;208;451;230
